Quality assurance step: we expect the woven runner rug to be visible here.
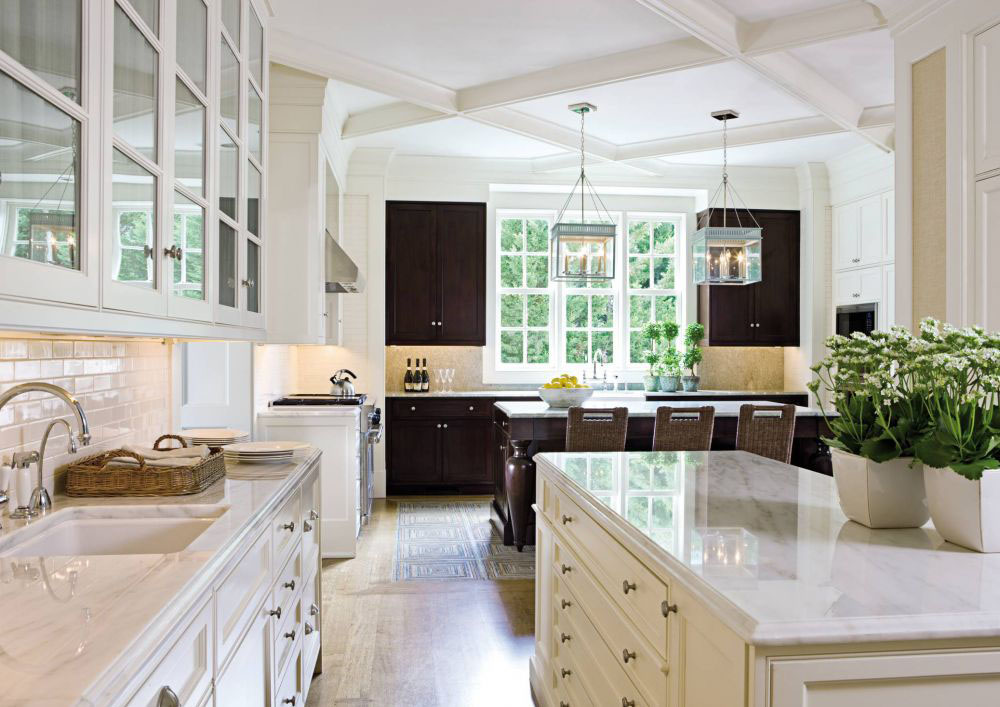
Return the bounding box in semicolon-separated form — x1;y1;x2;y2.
392;500;535;581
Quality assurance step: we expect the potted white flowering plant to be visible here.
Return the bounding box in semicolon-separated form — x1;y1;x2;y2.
808;327;933;528
912;319;1000;552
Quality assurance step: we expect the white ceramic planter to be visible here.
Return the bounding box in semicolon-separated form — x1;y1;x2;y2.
924;466;1000;552
831;448;929;528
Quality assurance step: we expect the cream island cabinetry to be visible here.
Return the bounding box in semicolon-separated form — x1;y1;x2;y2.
531;451;1000;707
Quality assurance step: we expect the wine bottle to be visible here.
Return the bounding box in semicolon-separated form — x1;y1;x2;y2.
404;358;413;392
421;358;430;392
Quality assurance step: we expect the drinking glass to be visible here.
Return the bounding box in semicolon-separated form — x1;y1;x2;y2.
444;368;455;392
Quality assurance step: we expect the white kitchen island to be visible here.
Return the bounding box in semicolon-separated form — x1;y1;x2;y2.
532;450;1000;707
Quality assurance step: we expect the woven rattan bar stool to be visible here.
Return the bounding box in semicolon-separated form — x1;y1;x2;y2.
736;404;796;463
652;406;715;452
565;407;628;452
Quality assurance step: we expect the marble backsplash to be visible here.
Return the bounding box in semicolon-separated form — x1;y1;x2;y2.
384;345;786;392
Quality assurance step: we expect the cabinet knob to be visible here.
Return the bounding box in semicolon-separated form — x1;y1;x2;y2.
622;699;636;707
304;622;315;635
157;686;179;707
283;580;296;590
281;521;295;532
560;564;572;574
309;509;318;521
560;599;572;609
430;321;436;326
310;603;320;617
442;423;448;429
303;520;313;532
411;406;416;411
560;668;572;679
269;607;282;619
622;579;636;594
143;244;155;259
661;601;678;616
560;632;571;643
284;629;296;640
561;514;572;524
853;292;860;298
437;423;442;428
468;406;474;411
622;648;636;663
282;698;296;706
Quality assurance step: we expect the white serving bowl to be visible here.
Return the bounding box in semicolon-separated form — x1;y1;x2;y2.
538;386;595;408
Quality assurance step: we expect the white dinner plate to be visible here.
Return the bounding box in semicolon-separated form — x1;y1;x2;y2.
225;441;310;454
182;428;249;439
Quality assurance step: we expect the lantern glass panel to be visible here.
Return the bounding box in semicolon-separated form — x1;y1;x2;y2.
550;222;616;281
691;227;761;285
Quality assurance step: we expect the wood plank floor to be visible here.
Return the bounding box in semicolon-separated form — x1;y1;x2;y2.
306;497;536;706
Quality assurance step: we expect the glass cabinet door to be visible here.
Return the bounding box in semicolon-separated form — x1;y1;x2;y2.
110;148;157;289
218;220;237;309
171;192;204;301
246;240;260;314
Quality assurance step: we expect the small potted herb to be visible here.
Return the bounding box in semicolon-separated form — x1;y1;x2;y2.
658;322;681;392
681;323;705;392
640;323;663;391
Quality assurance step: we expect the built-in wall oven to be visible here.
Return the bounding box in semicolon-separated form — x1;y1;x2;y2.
836;303;878;336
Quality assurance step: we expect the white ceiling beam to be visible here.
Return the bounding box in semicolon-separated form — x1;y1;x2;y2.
341;102;450;138
740;1;887;54
468;107;619;162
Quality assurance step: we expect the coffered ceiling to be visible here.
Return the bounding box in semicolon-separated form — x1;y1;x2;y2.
270;0;928;170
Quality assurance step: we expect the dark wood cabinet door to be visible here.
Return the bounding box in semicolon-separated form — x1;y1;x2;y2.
699;284;754;345
385;202;438;344
751;210;800;345
437;203;486;344
441;419;492;483
387;420;441;485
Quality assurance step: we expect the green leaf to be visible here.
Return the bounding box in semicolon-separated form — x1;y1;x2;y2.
949;458;1000;481
860;434;902;463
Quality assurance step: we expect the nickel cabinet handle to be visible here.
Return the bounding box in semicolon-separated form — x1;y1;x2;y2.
303;520;313;532
622;699;636;707
560;668;572;678
622;579;636;594
281;521;295;532
284;629;296;640
560;599;572;609
269;607;282;619
561;514;572;524
157;686;179;707
304;622;315;635
662;601;678;616
309;509;318;521
622;648;636;663
443;423;448;428
282;698;296;706
560;633;571;643
561;564;572;574
310;602;320;617
283;580;295;590
468;406;474;411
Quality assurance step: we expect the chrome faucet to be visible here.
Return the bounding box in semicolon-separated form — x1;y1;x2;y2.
0;382;90;519
592;349;609;390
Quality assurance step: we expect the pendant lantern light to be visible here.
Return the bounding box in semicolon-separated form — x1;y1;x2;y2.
550;102;616;282
691;110;763;286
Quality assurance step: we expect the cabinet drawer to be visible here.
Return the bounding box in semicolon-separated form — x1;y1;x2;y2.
127;600;212;707
274;596;302;686
273;547;302;621
302;566;321;676
275;642;303;707
551;641;596;707
273;489;302;569
216;528;271;668
301;470;319;568
553;539;667;702
553;488;669;651
390;397;493;419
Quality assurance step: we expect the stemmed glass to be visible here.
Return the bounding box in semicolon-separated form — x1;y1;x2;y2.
443;368;455;392
435;368;446;392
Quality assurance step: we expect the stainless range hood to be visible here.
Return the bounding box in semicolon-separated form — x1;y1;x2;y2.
325;230;365;293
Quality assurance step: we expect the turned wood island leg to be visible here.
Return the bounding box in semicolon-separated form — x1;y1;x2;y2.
505;439;535;551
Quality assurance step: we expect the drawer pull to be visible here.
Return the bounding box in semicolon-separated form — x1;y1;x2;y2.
284;629;296;640
283;580;296;590
269;607;282;619
560;564;572;574
561;514;572;524
157;686;179;707
622;648;636;663
310;602;320;617
304;622;315;635
281;521;296;532
661;601;678;616
309;509;319;521
468;406;474;411
560;668;572;678
560;633;571;643
622;579;637;594
560;599;572;610
411;406;416;411
282;698;296;706
621;699;636;707
303;520;313;532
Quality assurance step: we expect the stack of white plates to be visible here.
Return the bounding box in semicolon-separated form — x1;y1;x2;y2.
181;428;249;447
223;441;310;465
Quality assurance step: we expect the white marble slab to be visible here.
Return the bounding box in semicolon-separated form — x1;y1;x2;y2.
257;406;362;417
496;399;826;418
386;389;808;399
0;449;320;705
537;450;1000;646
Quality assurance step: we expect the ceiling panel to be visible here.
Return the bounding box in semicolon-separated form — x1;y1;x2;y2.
660;131;867;167
713;0;844;23
272;0;688;90
513;60;817;144
331;81;397;115
788;30;893;107
347;117;565;159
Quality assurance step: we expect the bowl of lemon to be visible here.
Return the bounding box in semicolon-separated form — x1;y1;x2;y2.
538;374;593;408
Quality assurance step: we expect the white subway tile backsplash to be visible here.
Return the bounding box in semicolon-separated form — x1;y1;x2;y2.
2;340;27;359
14;361;40;380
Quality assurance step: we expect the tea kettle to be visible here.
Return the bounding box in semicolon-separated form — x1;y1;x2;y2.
329;369;357;396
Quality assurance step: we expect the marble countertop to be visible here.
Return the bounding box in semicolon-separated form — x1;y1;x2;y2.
537;450;1000;646
0;449;320;705
257;405;362;417
386;389;808;399
496;399;826;418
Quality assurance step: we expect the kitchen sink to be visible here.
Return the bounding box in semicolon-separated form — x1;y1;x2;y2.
1;506;229;557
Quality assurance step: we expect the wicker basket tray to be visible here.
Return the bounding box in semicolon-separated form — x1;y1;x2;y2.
66;434;226;497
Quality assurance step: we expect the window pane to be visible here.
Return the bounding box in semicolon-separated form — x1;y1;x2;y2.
248;162;261;236
526;294;549;326
628;257;650;289
500;219;522;252
566;331;588;364
590;458;613;489
629;295;651;327
592;331;613;363
654;295;677;322
500;294;523;327
0;72;80;270
628;221;649;254
220;38;239;134
526;219;548;252
247;240;260;312
653;459;677;489
129;0;159;36
565;295;587;328
221;0;240;45
525;255;547;288
218;220;236;307
592;295;613;328
653;257;675;288
111;148;156;288
527;331;549;364
114;5;158;161
500;331;523;364
174;78;205;197
653;221;675;254
176;0;207;92
652;497;673;526
249;6;264;87
628;459;651;489
627;496;648;527
0;0;81;102
499;255;522;287
248;87;262;162
218;126;237;220
172;191;204;300
629;330;645;363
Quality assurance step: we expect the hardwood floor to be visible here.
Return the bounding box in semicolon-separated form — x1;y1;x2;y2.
306;497;536;706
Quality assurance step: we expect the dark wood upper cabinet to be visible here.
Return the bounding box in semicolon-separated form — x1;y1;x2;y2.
386;201;486;345
697;208;800;347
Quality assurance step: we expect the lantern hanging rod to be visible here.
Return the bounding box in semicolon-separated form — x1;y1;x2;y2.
554;102;614;226
703;109;761;231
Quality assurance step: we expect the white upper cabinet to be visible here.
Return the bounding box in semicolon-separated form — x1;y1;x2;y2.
834;193;892;271
975;175;1000;331
835;265;883;306
833;201;861;269
975;23;1000;177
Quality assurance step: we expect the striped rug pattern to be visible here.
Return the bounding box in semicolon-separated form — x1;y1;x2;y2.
392;500;535;581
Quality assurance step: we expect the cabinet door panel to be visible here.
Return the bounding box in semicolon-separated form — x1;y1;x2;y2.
858;266;883;303
975;24;1000;176
216;605;270;707
834;203;860;269
386;202;438;343
753;211;799;345
883;264;895;329
441;419;491;483
858;196;884;266
388;420;441;484
700;284;754;345
976;176;1000;330
835;270;861;306
438;204;486;344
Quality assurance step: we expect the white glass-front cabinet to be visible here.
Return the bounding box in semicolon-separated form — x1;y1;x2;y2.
0;0;266;335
